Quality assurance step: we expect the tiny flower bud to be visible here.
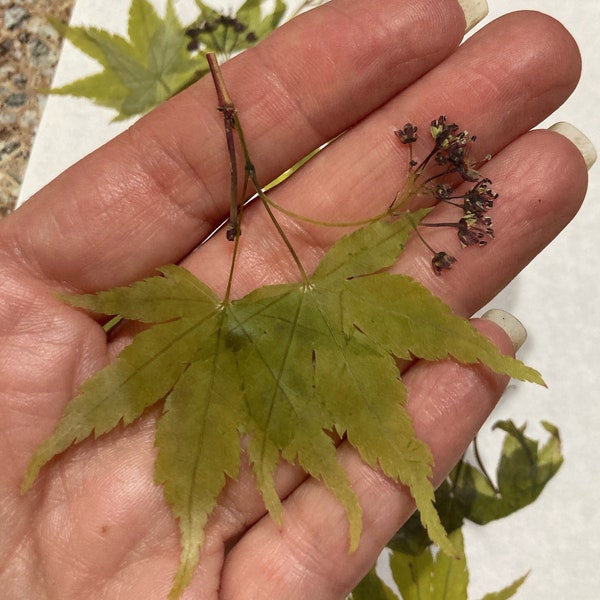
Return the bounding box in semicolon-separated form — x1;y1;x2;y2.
433;183;453;199
395;123;418;144
220;15;237;26
201;19;218;33
185;27;201;38
432;252;456;274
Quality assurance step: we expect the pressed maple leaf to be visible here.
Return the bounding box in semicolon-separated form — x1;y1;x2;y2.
48;0;299;120
49;0;202;120
389;420;563;556
455;420;563;525
352;528;528;600
21;211;543;599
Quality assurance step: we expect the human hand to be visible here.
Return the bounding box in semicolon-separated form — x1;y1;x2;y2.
0;0;592;598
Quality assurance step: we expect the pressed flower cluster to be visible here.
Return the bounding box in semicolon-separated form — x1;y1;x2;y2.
393;116;497;274
185;15;257;54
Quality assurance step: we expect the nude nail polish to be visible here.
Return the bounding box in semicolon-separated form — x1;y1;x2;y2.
457;0;489;33
549;122;597;171
482;309;527;352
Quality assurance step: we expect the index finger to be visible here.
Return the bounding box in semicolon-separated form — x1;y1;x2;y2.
1;0;473;292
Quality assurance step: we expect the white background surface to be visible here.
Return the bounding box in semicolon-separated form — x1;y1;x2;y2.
17;1;600;598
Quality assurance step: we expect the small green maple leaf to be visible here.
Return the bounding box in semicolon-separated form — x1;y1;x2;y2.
456;420;563;525
21;212;543;599
479;573;530;600
48;0;296;120
389;529;469;600
355;528;528;600
389;420;563;556
50;0;202;120
350;567;397;600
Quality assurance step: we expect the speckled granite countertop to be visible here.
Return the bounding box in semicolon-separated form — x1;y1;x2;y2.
0;0;74;216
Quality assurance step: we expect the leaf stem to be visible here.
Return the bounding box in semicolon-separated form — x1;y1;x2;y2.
207;52;309;284
406;213;437;255
473;435;499;494
207;53;240;243
261;194;390;228
255;186;310;283
223;228;242;304
102;314;123;333
221;22;230;54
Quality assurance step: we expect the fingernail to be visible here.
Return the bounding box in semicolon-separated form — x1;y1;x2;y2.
458;0;489;33
481;309;527;352
549;122;597;171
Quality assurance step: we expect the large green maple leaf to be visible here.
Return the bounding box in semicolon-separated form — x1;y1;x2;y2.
21;213;542;599
50;0;201;119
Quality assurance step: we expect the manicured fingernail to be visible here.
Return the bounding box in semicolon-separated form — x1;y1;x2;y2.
458;0;489;33
549;122;597;170
482;309;527;352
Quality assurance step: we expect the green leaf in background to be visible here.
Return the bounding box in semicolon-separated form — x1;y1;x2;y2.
50;0;202;120
388;420;563;556
235;0;287;49
458;420;563;525
190;0;287;55
347;566;397;600
390;529;468;600
349;528;527;600
22;212;542;598
478;573;529;600
48;0;321;119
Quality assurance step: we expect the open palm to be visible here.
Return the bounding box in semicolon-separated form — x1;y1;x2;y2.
0;1;589;598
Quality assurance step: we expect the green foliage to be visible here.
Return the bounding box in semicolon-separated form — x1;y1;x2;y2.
479;574;530;600
190;0;287;56
350;567;397;600
350;421;562;599
50;0;200;120
22;211;541;599
389;420;563;556
48;0;302;119
349;529;528;600
461;420;563;524
390;529;469;600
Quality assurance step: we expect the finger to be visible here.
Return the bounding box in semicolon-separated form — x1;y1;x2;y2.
1;0;470;291
180;11;584;299
396;127;589;316
217;319;513;600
